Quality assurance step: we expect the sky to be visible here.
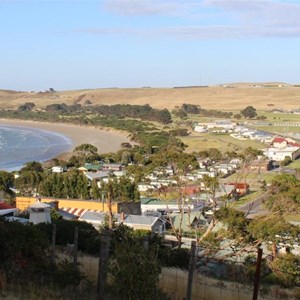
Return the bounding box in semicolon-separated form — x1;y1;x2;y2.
1;0;300;91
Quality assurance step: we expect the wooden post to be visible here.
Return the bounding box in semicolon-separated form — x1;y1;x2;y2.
51;224;56;265
186;241;197;300
252;248;263;300
97;232;111;300
73;227;78;265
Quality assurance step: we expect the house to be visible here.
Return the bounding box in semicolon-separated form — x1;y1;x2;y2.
79;211;107;228
138;183;157;192
194;125;208;133
272;137;300;148
171;211;208;232
248;158;273;171
263;137;300;161
79;211;165;233
198;184;236;203
5;216;29;224
102;163;122;171
263;146;300;161
78;163;102;172
118;213;165;233
228;183;250;196
140;197;201;214
51;166;65;173
84;171;110;182
0;201;18;216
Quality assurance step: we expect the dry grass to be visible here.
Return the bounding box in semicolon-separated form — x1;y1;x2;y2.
181;132;264;153
1;85;300;110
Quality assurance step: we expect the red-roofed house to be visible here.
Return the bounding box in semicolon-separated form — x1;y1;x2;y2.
0;202;17;216
228;183;250;196
272;137;300;148
0;202;15;210
263;137;300;161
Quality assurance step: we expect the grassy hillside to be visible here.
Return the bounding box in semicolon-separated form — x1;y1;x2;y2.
1;84;300;110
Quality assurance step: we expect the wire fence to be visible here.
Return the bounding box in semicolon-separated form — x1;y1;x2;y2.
159;267;296;300
57;246;300;300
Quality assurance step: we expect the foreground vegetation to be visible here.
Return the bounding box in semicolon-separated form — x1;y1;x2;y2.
1;101;300;298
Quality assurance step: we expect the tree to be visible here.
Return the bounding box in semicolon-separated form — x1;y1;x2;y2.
263;174;300;213
280;156;292;167
172;107;187;119
72;143;99;164
248;216;298;257
15;171;44;196
73;143;98;155
202;175;220;207
108;226;161;300
157;109;172;124
181;103;201;114
0;171;14;193
18;102;35;112
240;106;257;119
270;253;300;286
20;161;43;173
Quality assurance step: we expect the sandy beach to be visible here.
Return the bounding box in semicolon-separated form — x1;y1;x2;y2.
0;119;133;160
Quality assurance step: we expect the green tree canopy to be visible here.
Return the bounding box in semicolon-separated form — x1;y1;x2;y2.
240;106;257;119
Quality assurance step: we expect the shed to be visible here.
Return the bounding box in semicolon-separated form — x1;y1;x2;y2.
29;200;51;224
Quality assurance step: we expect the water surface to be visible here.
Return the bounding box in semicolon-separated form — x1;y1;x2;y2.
0;125;72;171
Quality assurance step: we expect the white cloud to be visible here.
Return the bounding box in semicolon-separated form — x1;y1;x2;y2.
77;0;300;39
102;0;184;16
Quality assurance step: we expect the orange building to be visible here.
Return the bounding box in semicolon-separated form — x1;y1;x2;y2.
16;197;141;217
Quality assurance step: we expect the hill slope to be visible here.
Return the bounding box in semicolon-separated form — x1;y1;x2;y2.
1;85;300;111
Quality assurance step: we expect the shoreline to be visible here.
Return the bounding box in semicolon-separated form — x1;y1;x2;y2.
0;119;133;161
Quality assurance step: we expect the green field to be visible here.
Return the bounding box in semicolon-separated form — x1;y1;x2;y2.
181;132;264;153
224;170;276;185
284;214;300;223
231;190;264;208
287;160;300;169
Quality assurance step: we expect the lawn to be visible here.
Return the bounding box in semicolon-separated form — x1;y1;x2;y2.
225;170;276;185
284;214;300;223
181;132;264;153
287;160;300;169
231;190;264;208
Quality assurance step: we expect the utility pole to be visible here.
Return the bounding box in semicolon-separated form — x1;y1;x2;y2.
252;248;263;300
186;241;197;300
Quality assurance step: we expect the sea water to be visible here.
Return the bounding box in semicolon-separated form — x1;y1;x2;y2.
0;125;73;171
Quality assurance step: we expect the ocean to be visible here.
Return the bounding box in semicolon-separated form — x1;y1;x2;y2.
0;125;73;171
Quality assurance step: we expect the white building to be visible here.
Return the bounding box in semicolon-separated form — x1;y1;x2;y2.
29;200;52;224
263;137;300;161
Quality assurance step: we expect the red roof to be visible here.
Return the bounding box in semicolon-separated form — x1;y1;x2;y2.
228;183;249;189
0;202;15;210
273;137;286;143
273;137;300;147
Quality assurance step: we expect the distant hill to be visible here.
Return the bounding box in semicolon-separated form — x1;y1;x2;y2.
1;83;300;111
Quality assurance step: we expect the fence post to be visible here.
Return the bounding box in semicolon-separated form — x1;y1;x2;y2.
252;247;263;300
186;241;197;300
73;227;78;265
51;224;56;265
97;232;111;300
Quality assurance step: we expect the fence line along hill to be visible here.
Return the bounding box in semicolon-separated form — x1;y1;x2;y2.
1;84;300;110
